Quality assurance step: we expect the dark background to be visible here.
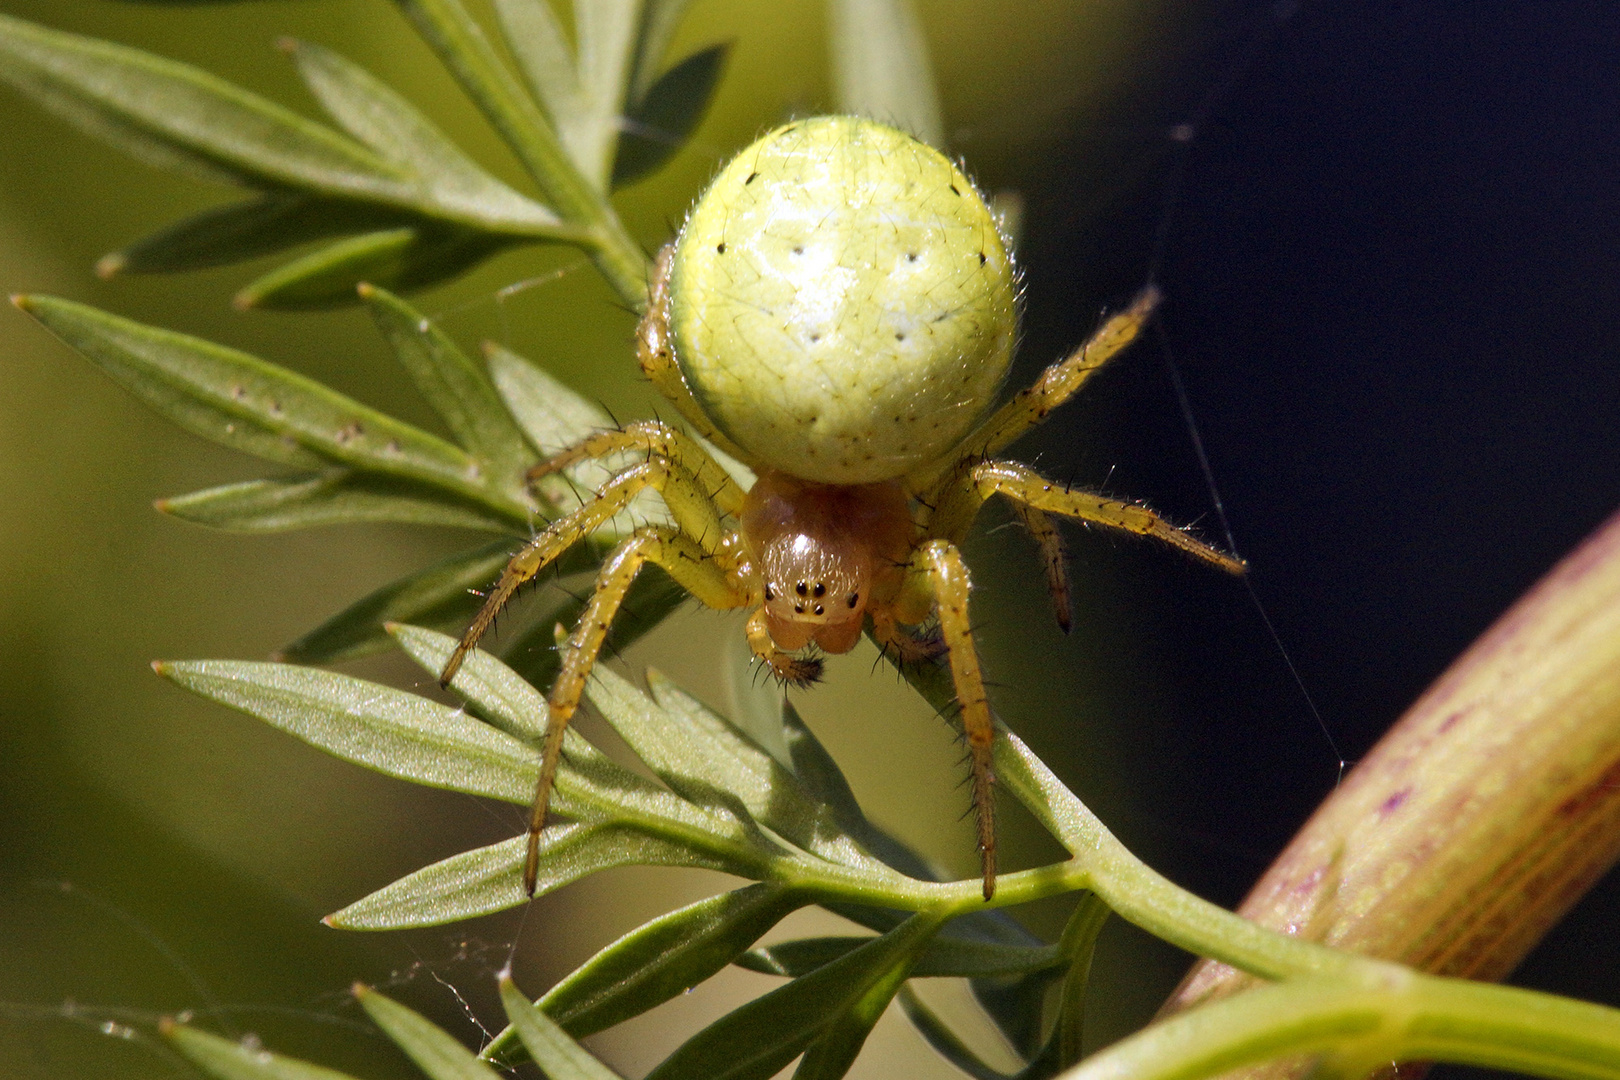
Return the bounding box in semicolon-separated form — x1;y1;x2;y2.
1002;0;1620;1056
0;0;1617;1077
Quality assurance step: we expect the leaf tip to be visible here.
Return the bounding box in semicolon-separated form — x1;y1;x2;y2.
320;912;337;927
355;281;376;300
230;288;259;312
351;981;372;1000
274;35;299;56
151;660;170;676
157;1016;177;1038
95;253;126;280
10;294;33;314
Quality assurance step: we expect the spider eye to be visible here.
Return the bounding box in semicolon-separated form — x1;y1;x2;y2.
794;603;805;613
813;604;824;615
795;581;809;596
847;593;859;608
812;582;826;598
764;585;774;600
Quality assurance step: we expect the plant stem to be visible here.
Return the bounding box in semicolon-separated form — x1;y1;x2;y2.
395;0;650;307
1160;507;1620;1080
1061;969;1620;1080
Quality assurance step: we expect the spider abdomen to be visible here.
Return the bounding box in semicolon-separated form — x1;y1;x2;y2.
669;116;1017;485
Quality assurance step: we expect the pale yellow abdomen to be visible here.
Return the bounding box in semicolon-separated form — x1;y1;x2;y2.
669;116;1017;485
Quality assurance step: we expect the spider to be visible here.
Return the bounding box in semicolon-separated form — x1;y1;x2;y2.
439;116;1245;901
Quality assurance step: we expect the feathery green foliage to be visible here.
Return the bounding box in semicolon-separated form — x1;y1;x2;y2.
10;3;1620;1080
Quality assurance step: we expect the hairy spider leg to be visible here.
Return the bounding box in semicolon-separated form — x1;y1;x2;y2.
528;419;747;517
744;607;823;687
439;456;729;686
1007;502;1073;633
898;539;999;901
934;460;1247;573
868;607;948;665
637;245;752;463
907;287;1162;492
527;525;747;893
928;460;1247;575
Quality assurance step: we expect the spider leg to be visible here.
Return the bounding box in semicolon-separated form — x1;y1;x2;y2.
929;459;1246;578
906;539;998;901
525;525;748;894
744;608;823;687
910;288;1160;489
637;245;752;462
440;456;727;686
1007;502;1073;633
869;608;947;665
527;419;746;516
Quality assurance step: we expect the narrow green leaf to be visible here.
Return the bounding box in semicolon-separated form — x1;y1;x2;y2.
389;616;598;743
1041;892;1112;1073
277;540;515;664
646;671;881;868
360;284;534;486
826;0;943;149
98;193;406;277
894;988;1010;1080
491;0;582;138
739;935;1061;980
379;573;664;751
353;985;503;1080
155;659;534;803
586;662;782;826
626;0;696;103
612;43;728;188
162;1020;365;1080
779;702;869;834
0;14;410;197
536;883;806;1041
391;619;552;740
493;561;688;695
972;970;1059;1065
489;0;638;188
484;339;611;449
483;340;619;512
395;0;654;308
234;227;517;310
497;975;624;1080
283;38;559;229
156;472;515;534
16;296;525;515
327;824;727;929
792;948;913;1080
385;621;696;807
721;630;792;767
569;0;640;188
644;913;942;1080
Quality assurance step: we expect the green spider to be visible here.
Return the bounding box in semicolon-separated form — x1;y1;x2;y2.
440;116;1245;900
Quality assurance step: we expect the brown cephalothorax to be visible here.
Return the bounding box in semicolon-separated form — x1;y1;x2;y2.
439;117;1245;901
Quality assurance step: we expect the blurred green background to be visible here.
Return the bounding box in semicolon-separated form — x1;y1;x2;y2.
4;2;1620;1079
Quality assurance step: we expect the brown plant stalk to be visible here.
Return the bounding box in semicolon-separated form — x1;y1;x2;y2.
1162;505;1620;1065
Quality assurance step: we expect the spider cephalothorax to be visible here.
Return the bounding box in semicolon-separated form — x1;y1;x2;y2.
440;116;1244;901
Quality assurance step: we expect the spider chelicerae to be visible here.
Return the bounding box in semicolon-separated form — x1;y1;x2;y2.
439;116;1244;901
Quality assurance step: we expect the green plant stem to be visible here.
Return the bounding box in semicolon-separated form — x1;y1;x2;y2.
1061;969;1620;1080
896;656;1361;983
395;0;649;306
